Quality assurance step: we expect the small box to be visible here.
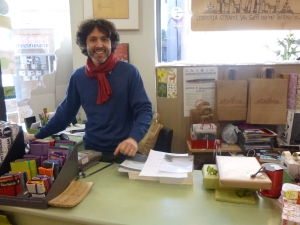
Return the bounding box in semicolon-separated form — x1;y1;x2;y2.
202;164;234;190
202;164;221;189
189;133;222;149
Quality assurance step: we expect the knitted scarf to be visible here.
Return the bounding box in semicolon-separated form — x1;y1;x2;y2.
85;53;118;104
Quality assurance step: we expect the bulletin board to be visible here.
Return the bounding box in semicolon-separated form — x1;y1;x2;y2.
156;64;300;154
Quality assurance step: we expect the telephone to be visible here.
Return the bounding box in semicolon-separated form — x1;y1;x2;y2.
78;150;102;172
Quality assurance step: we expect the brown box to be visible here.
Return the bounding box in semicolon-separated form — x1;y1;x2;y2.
216;156;272;190
0;127;79;209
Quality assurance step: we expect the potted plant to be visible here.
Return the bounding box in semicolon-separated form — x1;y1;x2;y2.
274;31;300;60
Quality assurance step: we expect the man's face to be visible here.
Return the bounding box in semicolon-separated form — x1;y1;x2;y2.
86;27;112;65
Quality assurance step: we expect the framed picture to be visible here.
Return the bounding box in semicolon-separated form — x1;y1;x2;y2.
84;0;139;30
115;43;129;63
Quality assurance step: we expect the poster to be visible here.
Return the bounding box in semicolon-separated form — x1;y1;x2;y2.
183;67;218;117
157;68;177;99
191;0;300;31
0;50;15;75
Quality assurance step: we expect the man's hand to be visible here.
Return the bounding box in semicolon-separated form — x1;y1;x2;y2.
114;137;138;156
28;134;36;141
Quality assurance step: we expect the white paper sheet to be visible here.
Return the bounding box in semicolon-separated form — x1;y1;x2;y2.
159;155;194;173
139;150;188;178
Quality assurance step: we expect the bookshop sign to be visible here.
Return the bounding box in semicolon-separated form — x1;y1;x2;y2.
191;0;300;31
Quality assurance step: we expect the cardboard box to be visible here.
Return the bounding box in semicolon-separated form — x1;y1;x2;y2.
202;164;245;190
0;127;79;209
216;156;272;190
189;134;221;149
202;164;221;189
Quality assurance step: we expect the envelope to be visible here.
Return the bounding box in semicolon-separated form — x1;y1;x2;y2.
216;156;272;190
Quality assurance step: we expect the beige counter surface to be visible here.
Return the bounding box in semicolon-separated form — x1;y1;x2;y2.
0;163;281;225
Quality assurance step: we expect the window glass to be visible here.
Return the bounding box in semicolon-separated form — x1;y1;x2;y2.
158;0;300;64
0;0;70;123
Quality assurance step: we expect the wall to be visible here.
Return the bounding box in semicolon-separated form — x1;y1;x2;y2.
69;0;157;121
157;63;300;153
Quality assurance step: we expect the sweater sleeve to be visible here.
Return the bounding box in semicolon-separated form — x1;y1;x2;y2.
34;72;81;139
127;67;152;143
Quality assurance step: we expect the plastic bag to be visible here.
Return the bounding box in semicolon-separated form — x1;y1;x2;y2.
221;124;239;144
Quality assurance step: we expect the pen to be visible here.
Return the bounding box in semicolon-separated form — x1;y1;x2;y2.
70;129;85;133
77;162;115;179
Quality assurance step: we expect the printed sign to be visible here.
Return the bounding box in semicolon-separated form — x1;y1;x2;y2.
191;0;300;31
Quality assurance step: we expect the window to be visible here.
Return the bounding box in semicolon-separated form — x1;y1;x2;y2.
157;0;300;64
0;0;70;123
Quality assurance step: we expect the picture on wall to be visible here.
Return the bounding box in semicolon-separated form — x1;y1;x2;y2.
115;43;129;63
93;0;129;19
157;68;177;99
84;0;139;30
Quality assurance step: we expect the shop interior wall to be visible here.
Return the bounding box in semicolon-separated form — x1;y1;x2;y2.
157;63;300;153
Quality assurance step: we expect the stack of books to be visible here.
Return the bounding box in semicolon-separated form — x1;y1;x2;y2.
236;124;277;152
118;150;194;185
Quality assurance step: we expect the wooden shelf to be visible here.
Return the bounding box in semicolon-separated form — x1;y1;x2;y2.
187;141;241;154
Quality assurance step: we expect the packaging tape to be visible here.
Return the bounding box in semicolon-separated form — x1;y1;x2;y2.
282;151;292;159
292;152;300;160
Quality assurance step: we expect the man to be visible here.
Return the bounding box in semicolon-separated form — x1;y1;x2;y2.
29;18;152;162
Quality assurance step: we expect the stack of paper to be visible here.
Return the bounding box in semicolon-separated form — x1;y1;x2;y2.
118;167;159;181
118;150;194;185
139;150;194;185
118;154;159;181
159;172;193;185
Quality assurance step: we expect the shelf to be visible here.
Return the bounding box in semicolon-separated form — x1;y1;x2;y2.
187;141;241;154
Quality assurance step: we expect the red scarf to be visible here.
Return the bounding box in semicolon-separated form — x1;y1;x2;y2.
85;53;118;104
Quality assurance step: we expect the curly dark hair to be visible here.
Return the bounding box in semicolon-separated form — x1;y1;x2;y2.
76;18;120;56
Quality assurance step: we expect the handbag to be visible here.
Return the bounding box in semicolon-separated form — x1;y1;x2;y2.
246;67;288;124
215;68;248;121
138;112;163;156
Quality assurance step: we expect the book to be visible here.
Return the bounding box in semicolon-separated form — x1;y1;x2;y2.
119;154;148;172
236;127;275;151
257;150;281;163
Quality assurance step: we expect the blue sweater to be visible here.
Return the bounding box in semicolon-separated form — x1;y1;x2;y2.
35;61;152;155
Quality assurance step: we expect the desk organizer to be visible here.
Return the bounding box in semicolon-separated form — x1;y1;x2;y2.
0;127;79;209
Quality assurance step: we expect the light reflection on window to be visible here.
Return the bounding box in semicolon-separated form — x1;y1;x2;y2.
0;0;70;123
159;0;300;64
